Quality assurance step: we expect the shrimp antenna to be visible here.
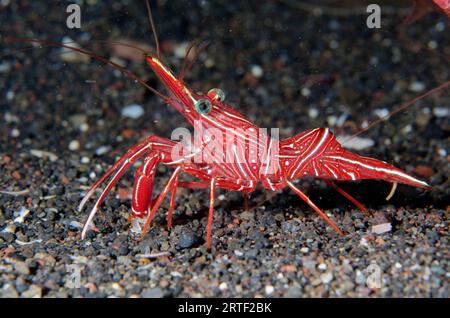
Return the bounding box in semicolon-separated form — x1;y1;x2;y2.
179;40;210;83
96;40;148;54
179;40;199;82
145;0;161;60
342;80;450;145
1;39;149;59
1;39;149;60
5;37;170;102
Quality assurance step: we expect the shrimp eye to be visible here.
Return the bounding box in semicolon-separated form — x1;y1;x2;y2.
194;99;212;114
207;88;226;102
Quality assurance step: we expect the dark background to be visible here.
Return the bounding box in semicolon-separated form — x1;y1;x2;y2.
0;1;448;297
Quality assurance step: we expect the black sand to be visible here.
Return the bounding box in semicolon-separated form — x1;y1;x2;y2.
0;1;448;297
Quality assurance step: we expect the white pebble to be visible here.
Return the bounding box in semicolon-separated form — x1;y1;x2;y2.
60;37;90;63
173;42;189;59
435;21;445;32
401;124;412;134
68;140;80;151
302;87;311;97
204;58;215;68
327;115;337;126
355;270;366;285
80;123;89;132
409;81;426;93
170;271;182;278
10;128;20;137
78;177;88;184
81;156;90;164
121;104;144;119
395;262;402;269
234;250;243;257
0;62;11;73
4;112;18;123
300;247;309;253
318;263;327;271
95;145;111;156
361;120;369;129
264;285;274;295
6;91;14;101
428;41;438;50
360;237;370;247
250;65;263;78
308;108;318;118
219;282;228;291
438;148;447;157
320;272;333;284
433;107;448;118
374;108;389;118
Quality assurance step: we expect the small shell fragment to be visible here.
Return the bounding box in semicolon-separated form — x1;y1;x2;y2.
30;149;58;162
371;223;392;234
14;207;30;224
385;182;398;201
